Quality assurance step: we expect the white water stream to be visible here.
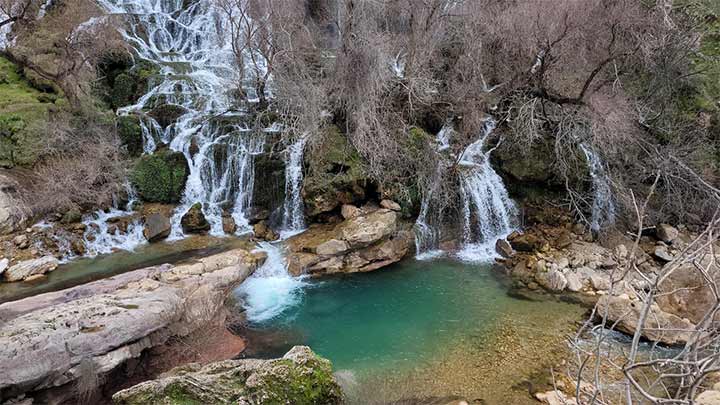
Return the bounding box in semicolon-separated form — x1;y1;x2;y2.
580;144;616;232
279;136;308;239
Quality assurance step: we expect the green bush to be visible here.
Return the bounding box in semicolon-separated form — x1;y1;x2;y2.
130;149;189;203
117;115;143;157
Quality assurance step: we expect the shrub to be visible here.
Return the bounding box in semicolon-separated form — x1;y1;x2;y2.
131;149;189;203
117;115;143;157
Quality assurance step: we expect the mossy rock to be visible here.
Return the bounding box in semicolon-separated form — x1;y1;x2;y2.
118;115;144;157
101;57;161;110
148;104;188;128
112;346;343;405
303;125;370;216
130;149;189;203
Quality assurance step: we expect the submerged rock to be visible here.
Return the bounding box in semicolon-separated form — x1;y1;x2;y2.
286;208;412;276
4;256;59;282
112;346;343;405
181;203;210;234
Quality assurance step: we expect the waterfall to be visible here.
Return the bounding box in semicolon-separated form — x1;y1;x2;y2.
414;122;453;259
234;242;307;323
580;144;616;232
456;118;517;262
280;137;308;239
99;0;267;239
82;188;146;258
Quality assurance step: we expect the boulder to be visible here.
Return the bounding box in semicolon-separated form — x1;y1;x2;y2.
656;253;720;324
696;389;720;405
130;149;189;204
495;239;514;258
341;204;361;220
13;234;29;249
653;245;674;262
656;223;679;244
143;213;171;242
253;221;279;241
380;199;401;211
338;209;397;247
565;272;583;292
0;249;265;400
0;174;30;234
535;269;567;292
112;346;343;405
286;209;411;276
222;216;237;234
597;295;695;345
180;203;210;234
509;233;542;252
4;256;59;282
316;239;350;256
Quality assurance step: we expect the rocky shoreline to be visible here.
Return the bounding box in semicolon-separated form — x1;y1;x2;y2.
0;248;265;404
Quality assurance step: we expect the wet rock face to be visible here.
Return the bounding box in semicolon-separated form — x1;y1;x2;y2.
0;174;30;235
180;203;210;234
285;207;412;277
112;346;344;405
143;213;171;242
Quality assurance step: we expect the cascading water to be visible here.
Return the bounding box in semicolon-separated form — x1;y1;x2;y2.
280;137;308;239
82;188;146;257
234;242;307;323
580;144;616;232
414;123;454;259
456;118;517;262
98;0;267;239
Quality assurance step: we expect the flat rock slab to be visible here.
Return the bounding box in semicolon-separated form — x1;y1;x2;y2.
0;248;265;400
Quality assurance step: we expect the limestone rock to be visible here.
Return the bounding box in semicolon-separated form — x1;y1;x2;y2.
143;213;171;242
316;239;350;256
495;239;514;258
180;203;210;234
0;174;30;235
656;223;679;244
13;234;29;249
253;221;279;241
286;209;411;276
653;245;674;262
565;272;583;292
341;204;361;220
535;269;567;292
656;253;720;324
696;390;720;405
380;199;401;211
112;346;343;405
222;216;237;234
0;249;264;400
597;295;695;345
4;256;59;282
338;209;397;247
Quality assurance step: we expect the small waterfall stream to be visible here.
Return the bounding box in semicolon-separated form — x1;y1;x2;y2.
456;118;517;261
82;188;146;258
580;144;616;232
280;137;308;239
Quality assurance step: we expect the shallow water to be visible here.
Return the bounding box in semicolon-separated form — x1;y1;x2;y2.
233;258;586;402
0;235;251;303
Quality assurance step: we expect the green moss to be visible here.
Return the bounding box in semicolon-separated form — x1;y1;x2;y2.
130;149;189;203
0;57;56;167
118;115;144;157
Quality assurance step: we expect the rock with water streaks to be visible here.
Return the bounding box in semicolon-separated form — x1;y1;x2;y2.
181;203;210;234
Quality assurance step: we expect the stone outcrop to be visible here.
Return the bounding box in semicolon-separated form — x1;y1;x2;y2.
0;248;265;401
3;256;59;282
597;294;695;345
285;208;412;276
180;203;210;234
112;346;343;405
0;174;30;235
